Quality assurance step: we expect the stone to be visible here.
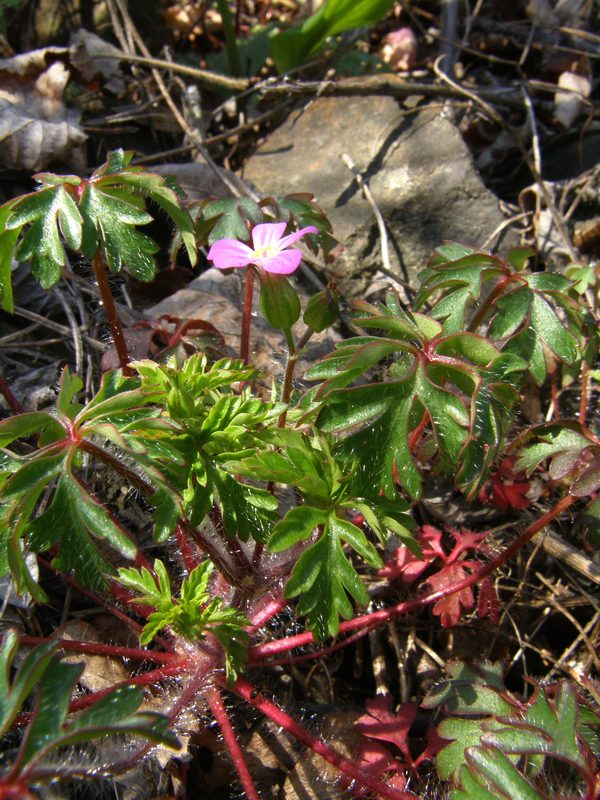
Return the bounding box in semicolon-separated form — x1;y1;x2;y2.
243;96;514;298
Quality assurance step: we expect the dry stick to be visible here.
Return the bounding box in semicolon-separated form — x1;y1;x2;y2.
250;493;579;660
259;74;541;111
536;571;600;667
91;253;131;375
101;50;250;92
12;306;107;352
341;152;396;286
233;677;417;800
206;687;261;800
110;1;249;200
432;59;580;264
51;287;83;375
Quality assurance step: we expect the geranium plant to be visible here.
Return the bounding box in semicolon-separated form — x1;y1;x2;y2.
0;151;598;800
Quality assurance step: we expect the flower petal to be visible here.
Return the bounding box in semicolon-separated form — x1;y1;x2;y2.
278;225;318;249
260;249;302;275
207;239;254;269
251;222;288;251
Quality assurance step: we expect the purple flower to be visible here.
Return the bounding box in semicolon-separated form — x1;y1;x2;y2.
207;222;317;275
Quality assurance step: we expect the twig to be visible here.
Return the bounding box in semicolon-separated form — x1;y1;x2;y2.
51;287;83;374
259;74;545;112
341;153;391;278
12;306;107;352
531;527;600;586
439;0;459;76
251;493;580;659
99;50;250;92
535;572;600;672
110;0;249;200
432;58;579;263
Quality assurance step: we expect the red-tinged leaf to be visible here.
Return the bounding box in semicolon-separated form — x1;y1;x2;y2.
357;739;408;788
414;722;451;768
479;456;531;511
357;695;417;766
426;562;475;627
447;528;491;562
379;525;445;583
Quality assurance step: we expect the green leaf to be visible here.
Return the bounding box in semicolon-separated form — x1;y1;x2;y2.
282;510;380;639
28;476;132;590
2;637;178;773
0;411;64;448
7;185;83;289
215;471;278;544
0;198;21;312
2;448;66;497
56;367;84;418
117;560;172;608
270;505;328;551
0;631;57;736
515;425;592;475
79;184;158;279
197;196;264;245
22;658;83;764
271;0;395;72
463;748;542;799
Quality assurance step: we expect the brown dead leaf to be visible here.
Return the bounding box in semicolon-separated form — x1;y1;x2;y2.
0;48;86;171
69;29;125;95
52;619;130;692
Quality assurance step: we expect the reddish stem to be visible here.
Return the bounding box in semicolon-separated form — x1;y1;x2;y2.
467;274;512;333
37;558;154;639
15;635;177;664
408;409;429;453
206;687;261;800
579;360;589;426
249;623;375;668
14;661;190;727
248;593;288;631
549;360;561;420
175;521;203;572
233;677;416;800
240;267;255;364
210;504;252;578
0;378;24;414
91;253;131;376
250;493;579;660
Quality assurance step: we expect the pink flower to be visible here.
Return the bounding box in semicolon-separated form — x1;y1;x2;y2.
207;222;317;275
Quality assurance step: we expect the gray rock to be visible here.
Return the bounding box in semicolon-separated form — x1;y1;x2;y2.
243;96;514;297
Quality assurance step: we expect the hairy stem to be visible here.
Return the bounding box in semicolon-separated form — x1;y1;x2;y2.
467;274;511;333
206;687;261;800
240;267;255;364
233;677;417;800
91;253;131;376
15;635;178;664
250;493;579;660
